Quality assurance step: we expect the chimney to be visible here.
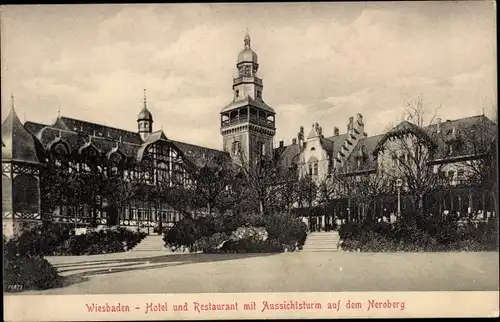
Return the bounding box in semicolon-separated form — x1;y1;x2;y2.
436;118;441;133
292;138;297;145
334;127;339;136
279;140;284;148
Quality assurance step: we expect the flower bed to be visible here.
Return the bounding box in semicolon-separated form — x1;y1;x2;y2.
165;212;308;253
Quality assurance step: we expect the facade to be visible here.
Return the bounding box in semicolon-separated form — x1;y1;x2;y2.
2;33;497;236
274;112;498;230
2;91;230;237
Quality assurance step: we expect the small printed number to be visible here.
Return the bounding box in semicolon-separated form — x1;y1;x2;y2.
8;284;23;291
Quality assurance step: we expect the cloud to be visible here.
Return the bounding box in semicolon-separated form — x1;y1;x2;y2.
1;3;496;150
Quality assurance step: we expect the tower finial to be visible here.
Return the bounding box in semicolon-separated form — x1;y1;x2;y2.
10;92;14;110
143;88;147;108
244;29;251;49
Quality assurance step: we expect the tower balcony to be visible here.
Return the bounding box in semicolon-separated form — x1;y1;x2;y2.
233;76;262;86
221;115;275;129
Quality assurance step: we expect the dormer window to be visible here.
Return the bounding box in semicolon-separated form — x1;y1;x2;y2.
392;155;397;167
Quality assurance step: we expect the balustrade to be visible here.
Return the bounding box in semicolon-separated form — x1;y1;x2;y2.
221;115;275;129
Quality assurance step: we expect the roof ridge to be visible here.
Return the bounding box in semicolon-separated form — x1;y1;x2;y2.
170;139;225;153
60;116;138;135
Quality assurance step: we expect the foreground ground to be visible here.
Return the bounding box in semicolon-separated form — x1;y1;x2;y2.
16;250;500;295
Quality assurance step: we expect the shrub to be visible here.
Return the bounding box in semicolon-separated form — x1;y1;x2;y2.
8;226;147;256
3;235;63;292
164;217;200;251
264;213;308;251
339;214;498;252
3;256;63;292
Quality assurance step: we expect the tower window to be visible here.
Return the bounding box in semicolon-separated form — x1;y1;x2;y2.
232;141;241;155
235;90;240;98
257;90;262;98
244;66;251;77
313;163;318;176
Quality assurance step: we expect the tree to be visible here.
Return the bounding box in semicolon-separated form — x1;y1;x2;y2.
276;166;300;215
350;171;394;222
460;110;498;217
236;145;283;215
190;154;236;215
380;97;443;216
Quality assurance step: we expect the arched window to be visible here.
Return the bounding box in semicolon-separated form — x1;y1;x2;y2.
313;162;318;176
51;142;69;167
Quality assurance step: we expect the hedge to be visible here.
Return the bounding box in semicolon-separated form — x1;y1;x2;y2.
339;215;498;252
4;226;147;257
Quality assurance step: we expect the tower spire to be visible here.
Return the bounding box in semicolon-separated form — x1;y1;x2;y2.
10;92;14;111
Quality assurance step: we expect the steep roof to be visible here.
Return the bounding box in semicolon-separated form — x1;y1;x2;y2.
23;115;228;166
426;115;497;160
2;108;42;164
24;121;47;136
274;143;301;169
56;116;143;145
322;134;348;158
221;95;275;114
171;140;230;166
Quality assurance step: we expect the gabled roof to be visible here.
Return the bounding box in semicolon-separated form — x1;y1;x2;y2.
143;130;168;144
2;107;41;164
427;115;497;160
342;134;385;173
221;95;275;114
372;120;436;156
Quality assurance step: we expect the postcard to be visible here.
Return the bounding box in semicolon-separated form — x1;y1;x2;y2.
1;2;498;321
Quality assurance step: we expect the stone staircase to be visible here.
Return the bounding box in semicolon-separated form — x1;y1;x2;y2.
130;235;169;252
301;231;341;252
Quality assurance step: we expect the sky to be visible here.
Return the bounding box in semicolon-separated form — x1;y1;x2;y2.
1;2;497;150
